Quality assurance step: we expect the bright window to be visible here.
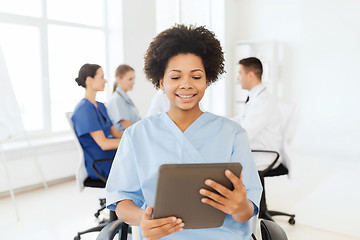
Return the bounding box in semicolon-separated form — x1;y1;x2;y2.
180;0;210;26
0;0;42;17
48;25;106;131
0;0;109;135
0;23;43;131
47;0;103;26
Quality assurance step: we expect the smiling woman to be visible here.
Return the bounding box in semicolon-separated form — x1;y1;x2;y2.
105;24;262;240
160;53;208;126
144;25;225;89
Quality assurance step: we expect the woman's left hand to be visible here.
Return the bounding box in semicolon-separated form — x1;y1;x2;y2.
199;170;253;223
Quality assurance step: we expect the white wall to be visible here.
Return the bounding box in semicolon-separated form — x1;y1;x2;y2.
0;137;78;194
225;0;360;159
121;0;157;118
105;0;125;96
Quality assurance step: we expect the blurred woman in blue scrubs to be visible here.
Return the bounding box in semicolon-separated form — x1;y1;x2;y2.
106;65;140;131
72;63;123;181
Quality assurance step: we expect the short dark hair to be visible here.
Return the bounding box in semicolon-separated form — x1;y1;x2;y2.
144;24;225;89
75;63;101;88
239;57;263;80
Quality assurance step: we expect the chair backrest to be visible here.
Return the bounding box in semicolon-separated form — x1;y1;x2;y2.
278;101;296;145
65;112;88;191
277;101;297;171
96;219;129;240
260;219;288;240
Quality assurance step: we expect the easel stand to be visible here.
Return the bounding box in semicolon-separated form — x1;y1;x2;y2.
0;44;48;221
0;132;48;221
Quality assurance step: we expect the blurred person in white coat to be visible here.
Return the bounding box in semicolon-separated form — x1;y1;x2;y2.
231;57;282;171
146;90;169;117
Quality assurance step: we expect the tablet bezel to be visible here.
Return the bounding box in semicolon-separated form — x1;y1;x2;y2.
152;162;243;229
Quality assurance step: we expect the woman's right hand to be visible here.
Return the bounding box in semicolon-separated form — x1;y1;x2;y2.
140;206;184;240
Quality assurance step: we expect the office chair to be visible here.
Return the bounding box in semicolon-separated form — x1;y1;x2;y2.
255;150;295;225
97;219;129;240
65;112;129;240
95;214;288;240
253;102;296;225
260;219;288;240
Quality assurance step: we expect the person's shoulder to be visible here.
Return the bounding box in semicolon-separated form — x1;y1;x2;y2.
96;101;105;108
75;98;89;107
205;112;246;134
106;92;116;104
251;88;277;108
107;91;125;106
262;90;281;111
72;99;96;122
74;99;93;113
259;87;276;100
152;91;168;102
96;101;109;112
124;113;163;135
144;112;163;121
138;113;163;127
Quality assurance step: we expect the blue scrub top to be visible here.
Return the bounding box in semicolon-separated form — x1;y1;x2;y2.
106;87;140;131
106;112;262;240
72;98;116;180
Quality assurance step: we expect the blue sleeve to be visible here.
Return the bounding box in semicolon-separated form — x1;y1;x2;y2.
231;127;263;216
106;131;144;210
72;103;102;137
106;94;130;125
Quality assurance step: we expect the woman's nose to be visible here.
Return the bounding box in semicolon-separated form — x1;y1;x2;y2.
179;76;192;89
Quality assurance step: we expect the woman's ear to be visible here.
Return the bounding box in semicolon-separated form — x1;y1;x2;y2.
85;76;92;87
159;78;164;90
115;76;122;84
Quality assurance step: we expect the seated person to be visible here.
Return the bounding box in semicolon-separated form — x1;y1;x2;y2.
106;64;140;131
231;57;282;171
146;90;169;117
72;63;123;180
106;25;262;240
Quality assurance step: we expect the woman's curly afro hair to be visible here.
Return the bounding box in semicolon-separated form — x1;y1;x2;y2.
144;24;225;89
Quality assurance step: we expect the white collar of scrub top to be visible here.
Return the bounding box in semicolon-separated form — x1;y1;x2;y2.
248;83;267;102
160;112;210;163
116;86;135;106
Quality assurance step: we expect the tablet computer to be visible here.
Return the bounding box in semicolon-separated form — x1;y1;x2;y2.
152;162;242;229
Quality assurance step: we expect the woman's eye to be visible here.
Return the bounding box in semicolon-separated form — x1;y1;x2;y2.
193;76;201;80
171;76;180;80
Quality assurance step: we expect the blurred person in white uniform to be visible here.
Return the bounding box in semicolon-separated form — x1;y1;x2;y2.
106;64;140;131
231;57;282;171
146;90;169;117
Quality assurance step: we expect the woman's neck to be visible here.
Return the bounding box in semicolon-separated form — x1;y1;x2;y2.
85;89;97;107
117;85;127;93
167;106;203;132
